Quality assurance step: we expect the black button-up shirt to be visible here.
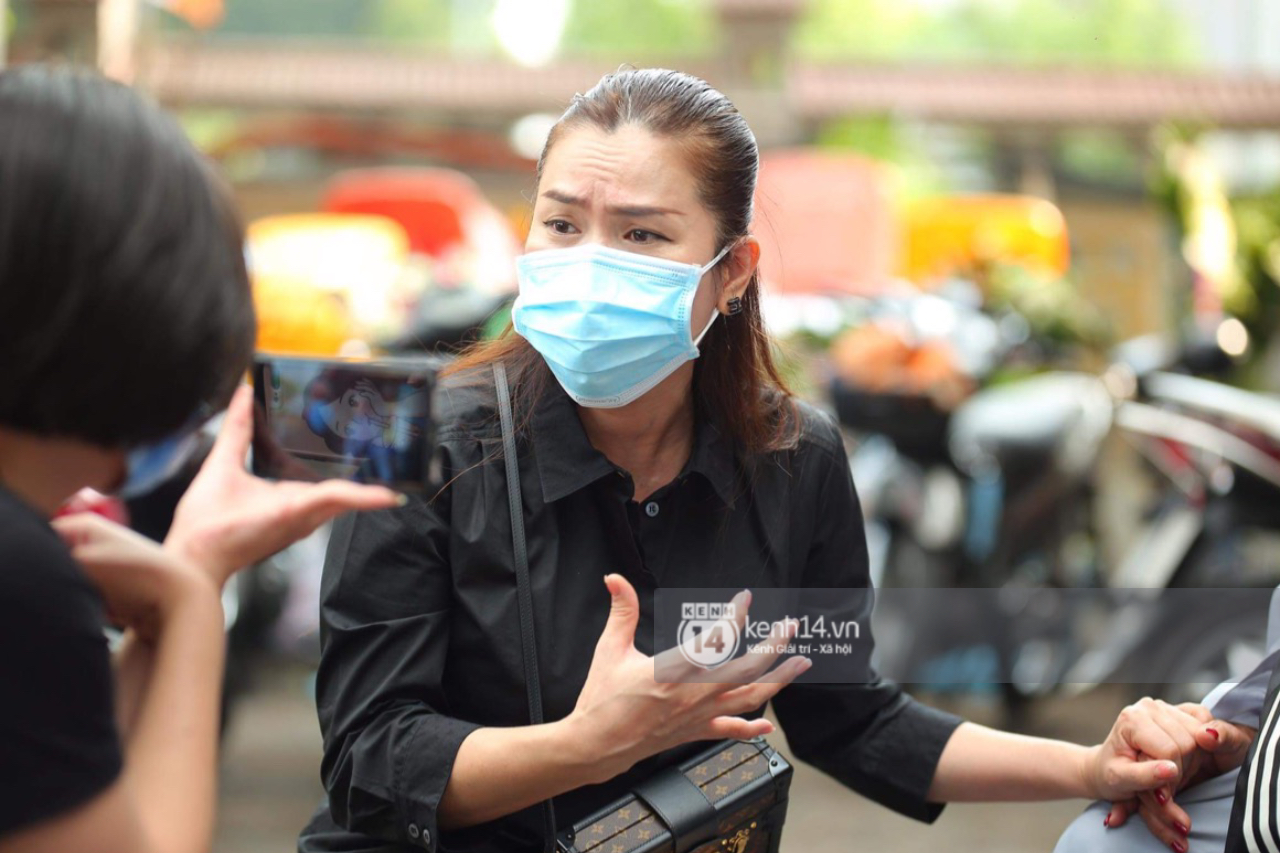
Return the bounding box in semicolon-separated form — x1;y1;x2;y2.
299;374;962;853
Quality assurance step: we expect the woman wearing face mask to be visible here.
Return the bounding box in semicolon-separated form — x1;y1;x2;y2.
0;66;400;853
300;69;1249;853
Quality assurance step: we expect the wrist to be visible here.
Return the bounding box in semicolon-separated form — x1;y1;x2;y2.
551;713;626;787
1076;743;1104;801
154;566;222;632
163;533;233;589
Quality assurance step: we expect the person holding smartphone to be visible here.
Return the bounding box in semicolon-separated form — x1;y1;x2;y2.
0;65;400;853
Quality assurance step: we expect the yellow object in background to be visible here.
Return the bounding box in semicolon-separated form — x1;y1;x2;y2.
246;213;413;353
252;274;352;356
900;194;1070;285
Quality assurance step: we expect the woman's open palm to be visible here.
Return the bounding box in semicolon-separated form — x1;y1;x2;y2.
567;574;810;784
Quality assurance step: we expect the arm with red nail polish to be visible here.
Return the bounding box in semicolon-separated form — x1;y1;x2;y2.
927;699;1194;804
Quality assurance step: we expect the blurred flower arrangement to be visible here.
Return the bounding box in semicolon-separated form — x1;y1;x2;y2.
985;263;1112;354
828;323;974;411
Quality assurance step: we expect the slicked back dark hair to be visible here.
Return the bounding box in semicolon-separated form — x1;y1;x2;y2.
0;64;255;446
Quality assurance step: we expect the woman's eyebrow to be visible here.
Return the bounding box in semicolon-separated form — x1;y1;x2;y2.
611;204;683;218
540;188;683;217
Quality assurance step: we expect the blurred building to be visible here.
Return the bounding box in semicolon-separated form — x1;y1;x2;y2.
6;0;1280;335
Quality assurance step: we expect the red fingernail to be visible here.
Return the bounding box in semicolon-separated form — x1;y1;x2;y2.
1156;789;1168;805
1172;842;1186;853
1175;822;1190;836
1104;814;1111;828
1206;726;1220;741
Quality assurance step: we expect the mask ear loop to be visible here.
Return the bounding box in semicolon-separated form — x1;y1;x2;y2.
693;307;720;347
692;243;736;348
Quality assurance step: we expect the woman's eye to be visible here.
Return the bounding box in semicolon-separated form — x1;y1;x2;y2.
545;219;577;235
626;229;664;244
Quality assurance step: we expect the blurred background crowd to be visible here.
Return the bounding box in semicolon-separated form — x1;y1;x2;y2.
6;0;1280;850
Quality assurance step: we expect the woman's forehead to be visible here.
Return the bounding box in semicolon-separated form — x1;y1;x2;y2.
539;124;703;213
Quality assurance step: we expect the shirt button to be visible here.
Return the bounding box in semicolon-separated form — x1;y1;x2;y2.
422;828;432;848
644;501;660;518
408;824;421;841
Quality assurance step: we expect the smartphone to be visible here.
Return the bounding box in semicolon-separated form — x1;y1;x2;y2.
251;353;441;492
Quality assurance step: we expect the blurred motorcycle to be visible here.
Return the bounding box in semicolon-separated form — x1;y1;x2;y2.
1061;370;1280;705
845;325;1265;724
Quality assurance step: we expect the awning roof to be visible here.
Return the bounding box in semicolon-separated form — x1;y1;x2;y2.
137;40;1280;130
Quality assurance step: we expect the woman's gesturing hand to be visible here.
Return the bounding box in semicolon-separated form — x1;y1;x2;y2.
165;385;403;589
53;512;216;643
1092;698;1256;852
564;574;811;785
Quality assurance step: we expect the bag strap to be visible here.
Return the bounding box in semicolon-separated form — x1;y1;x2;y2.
493;362;558;853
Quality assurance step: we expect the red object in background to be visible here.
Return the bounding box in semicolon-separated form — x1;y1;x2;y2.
55;488;130;527
322;167;518;261
753;149;896;294
152;0;225;29
321;167;521;295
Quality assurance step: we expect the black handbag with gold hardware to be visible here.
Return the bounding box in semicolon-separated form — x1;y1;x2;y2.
554;738;793;853
493;364;794;853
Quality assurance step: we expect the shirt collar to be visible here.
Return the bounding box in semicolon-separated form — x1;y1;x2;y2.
685;416;739;508
530;381;739;507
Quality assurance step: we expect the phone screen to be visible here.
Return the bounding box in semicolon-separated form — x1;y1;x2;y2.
251;354;440;492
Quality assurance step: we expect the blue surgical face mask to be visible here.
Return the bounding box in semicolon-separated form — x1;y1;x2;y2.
512;243;731;408
117;410;210;499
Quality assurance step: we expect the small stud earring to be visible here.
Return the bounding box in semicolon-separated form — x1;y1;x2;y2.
726;296;743;316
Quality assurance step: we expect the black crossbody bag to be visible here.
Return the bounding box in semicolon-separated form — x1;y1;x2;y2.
492;363;793;853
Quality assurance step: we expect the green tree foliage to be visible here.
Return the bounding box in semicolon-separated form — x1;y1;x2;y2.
180;0;712;58
791;0;926;60
159;0;455;43
164;0;1198;69
366;0;456;48
795;0;1199;68
559;0;715;58
200;0;368;37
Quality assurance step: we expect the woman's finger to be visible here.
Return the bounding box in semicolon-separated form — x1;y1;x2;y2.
699;715;774;742
52;512;150;556
714;656;811;714
1137;787;1192;837
1174;702;1214;724
755;649;811;684
1138;799;1190;853
50;509;108;548
207;385;254;467
1106;754;1180;794
289;480;404;529
1105;798;1138;829
662;589;752;686
1148;700;1201;774
600;573;644;658
1117;702;1184;777
1195;719;1256;764
712;616;797;685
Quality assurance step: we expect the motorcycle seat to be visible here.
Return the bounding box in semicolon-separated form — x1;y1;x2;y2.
948;372;1112;478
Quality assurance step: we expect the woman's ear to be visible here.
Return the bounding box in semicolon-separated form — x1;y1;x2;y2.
717;236;761;314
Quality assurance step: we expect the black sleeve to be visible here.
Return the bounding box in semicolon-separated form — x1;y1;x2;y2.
770;418;963;824
316;480;483;853
0;526;122;836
